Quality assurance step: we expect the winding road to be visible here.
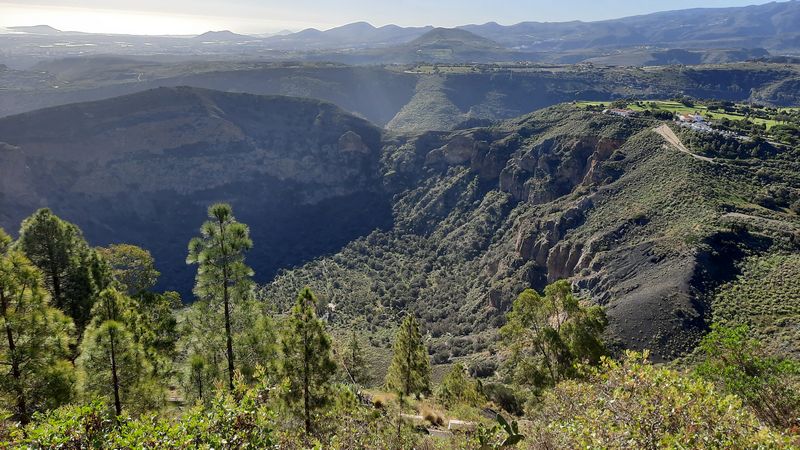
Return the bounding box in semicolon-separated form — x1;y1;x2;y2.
654;124;715;163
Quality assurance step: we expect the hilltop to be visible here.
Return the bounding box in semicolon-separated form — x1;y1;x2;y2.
7;25;63;35
193;30;252;41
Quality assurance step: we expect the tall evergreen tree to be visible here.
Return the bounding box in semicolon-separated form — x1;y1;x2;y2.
187;203;253;391
16;209;107;331
341;329;369;386
436;363;484;408
280;288;336;435
181;295;276;403
385;314;431;399
77;288;160;417
0;229;75;425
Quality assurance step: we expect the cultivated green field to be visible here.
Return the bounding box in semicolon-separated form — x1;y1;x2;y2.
575;100;784;129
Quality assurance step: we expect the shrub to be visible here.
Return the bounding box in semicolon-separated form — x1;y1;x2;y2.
697;324;800;430
420;406;445;427
481;383;524;416
469;359;497;378
527;351;793;448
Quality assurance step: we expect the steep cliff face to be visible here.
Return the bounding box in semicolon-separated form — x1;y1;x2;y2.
266;106;800;361
0;87;393;295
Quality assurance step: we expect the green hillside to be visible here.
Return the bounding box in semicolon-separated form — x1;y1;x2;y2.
261;105;800;369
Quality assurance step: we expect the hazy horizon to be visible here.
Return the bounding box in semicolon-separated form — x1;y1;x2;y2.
0;0;779;36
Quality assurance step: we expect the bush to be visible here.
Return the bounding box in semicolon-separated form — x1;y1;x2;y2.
481;383;524;416
420;406;445;427
15;375;277;449
697;324;800;430
526;351;793;448
436;363;485;408
469;359;497;378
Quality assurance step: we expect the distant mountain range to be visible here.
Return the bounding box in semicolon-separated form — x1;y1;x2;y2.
258;1;800;54
2;1;799;66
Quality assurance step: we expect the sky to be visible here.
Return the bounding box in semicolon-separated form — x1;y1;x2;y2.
0;0;779;35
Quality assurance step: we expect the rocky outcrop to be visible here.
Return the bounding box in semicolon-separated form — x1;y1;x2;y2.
338;131;370;154
498;137;622;204
514;198;593;267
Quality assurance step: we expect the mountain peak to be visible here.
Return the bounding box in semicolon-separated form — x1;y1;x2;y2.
194;30;250;40
8;25;62;35
410;27;502;49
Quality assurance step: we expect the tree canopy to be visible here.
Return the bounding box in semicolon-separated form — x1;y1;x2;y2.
0;228;75;424
500;280;607;393
16;209;108;331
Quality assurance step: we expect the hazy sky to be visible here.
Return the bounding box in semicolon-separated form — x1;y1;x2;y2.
0;0;778;35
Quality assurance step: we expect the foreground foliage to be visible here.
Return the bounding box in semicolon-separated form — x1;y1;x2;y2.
500;280;607;396
2;207;799;448
698;324;800;430
0;229;75;424
526;351;794;449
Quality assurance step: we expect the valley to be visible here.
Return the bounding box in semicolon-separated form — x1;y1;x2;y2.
2;1;800;447
1;87;798;365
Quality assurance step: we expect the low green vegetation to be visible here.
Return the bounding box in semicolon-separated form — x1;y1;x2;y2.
526;351;793;448
697;324;800;430
1;206;798;447
711;254;800;355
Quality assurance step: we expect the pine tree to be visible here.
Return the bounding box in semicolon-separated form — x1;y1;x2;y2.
181;295;276;402
187;203;253;391
100;243;178;379
385;314;431;399
188;354;208;403
0;229;75;425
77;288;160;417
341;329;369;386
16;209;107;331
280;288;336;435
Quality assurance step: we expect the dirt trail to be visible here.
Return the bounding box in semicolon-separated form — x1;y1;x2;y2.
654;124;714;163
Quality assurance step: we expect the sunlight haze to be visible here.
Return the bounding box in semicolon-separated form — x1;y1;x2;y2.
0;0;776;35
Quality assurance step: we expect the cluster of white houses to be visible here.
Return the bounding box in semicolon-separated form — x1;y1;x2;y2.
677;113;713;132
